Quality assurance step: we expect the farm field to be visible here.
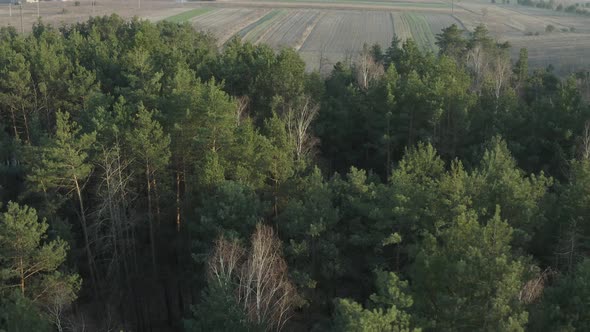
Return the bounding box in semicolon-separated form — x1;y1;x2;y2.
181;1;590;75
299;10;395;70
0;0;589;75
188;8;271;45
240;9;321;49
165;7;214;23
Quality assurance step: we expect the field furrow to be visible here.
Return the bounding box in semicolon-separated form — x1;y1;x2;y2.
299;10;395;72
425;13;462;36
294;12;325;51
190;8;270;46
392;12;412;41
238;10;289;43
2;0;588;77
165;7;214;23
452;11;480;32
507;33;590;75
255;10;322;49
301;11;394;53
403;12;438;52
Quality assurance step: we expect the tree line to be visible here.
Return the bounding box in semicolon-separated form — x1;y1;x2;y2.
1;15;590;331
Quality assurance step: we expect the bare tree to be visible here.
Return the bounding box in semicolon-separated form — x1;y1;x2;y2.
519;268;555;304
207;224;298;331
208;236;245;285
466;44;488;93
554;219;583;273
355;44;384;90
239;224;296;331
37;274;81;332
344;48;354;69
318;44;328;76
488;50;512;103
575;71;590;102
285;97;320;162
92;144;136;283
579;121;590;160
236;95;250;126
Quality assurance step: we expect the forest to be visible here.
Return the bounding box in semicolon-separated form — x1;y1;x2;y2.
1;15;590;331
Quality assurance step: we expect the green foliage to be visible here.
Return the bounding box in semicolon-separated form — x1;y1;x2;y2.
0;291;52;332
26;111;96;215
332;270;420;332
388;143;445;240
1;15;589;332
280;167;341;305
436;24;466;60
534;259;590;331
192;180;263;260
514;48;529;89
0;203;78;330
264;113;295;185
227;120;274;189
0;202;67;293
550;159;590;271
185;281;254;332
472;137;552;249
0;41;34;143
126;105;171;177
411;209;528;331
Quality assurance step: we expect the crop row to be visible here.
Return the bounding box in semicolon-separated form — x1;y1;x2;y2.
238;10;289;43
165;8;214;23
190;8;270;45
255;10;322;49
300;11;394;54
401;12;438;52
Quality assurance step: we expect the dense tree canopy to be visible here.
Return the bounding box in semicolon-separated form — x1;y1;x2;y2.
1;16;590;331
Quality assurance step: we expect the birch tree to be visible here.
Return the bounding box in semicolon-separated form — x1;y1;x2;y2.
355;43;385;90
201;224;299;331
285;97;320;162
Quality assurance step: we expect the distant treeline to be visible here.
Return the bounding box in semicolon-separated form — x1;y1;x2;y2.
516;0;590;15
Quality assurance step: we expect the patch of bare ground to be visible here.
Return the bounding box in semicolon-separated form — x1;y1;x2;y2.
294;11;323;51
189;8;270;46
221;9;271;45
0;0;185;31
508;33;590;75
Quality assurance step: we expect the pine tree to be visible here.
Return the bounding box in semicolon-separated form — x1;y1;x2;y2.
26;111;97;290
0;43;35;143
514;48;529;93
126;105;171;274
411;209;528;331
0;202;68;296
332;270;420;332
0;202;79;331
435;24;467;61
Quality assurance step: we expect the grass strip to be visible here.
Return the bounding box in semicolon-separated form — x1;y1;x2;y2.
404;12;438;52
165;8;214;23
238;10;283;39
